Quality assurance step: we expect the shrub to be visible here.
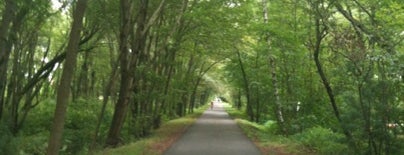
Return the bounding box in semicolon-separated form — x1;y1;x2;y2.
62;98;101;154
0;121;18;155
293;126;349;155
263;120;278;134
18;132;48;155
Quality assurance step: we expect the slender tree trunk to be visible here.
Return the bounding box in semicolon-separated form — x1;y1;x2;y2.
255;85;260;122
358;83;374;154
237;88;242;109
89;55;119;152
9;8;28;134
311;10;357;152
183;53;194;114
235;49;253;120
10;45;23;134
161;59;175;114
262;0;285;134
0;0;16;120
76;51;90;99
313;17;340;130
158;0;187;116
46;0;87;154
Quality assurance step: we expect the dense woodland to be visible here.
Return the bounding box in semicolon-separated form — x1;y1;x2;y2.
0;0;403;154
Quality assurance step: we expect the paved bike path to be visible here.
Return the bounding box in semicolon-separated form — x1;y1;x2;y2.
164;103;262;155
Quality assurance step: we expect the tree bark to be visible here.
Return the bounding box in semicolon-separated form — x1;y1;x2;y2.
235;48;253;120
155;0;187;117
262;0;285;133
46;0;87;154
89;52;119;152
237;88;242;109
9;6;29;134
105;0;133;147
310;6;357;152
0;0;16;119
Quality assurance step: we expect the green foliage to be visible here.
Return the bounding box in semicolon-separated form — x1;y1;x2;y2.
62;98;108;154
0;0;403;154
293;127;349;155
18;132;49;155
23;98;55;134
224;104;249;120
17;99;55;154
100;106;206;155
0;121;18;155
387;136;404;155
263;120;278;134
226;105;315;154
14;98;112;154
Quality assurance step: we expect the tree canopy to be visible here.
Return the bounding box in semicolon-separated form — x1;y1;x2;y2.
0;0;403;154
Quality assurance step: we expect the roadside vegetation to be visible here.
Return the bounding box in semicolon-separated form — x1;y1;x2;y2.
100;105;207;155
225;103;351;155
0;0;402;154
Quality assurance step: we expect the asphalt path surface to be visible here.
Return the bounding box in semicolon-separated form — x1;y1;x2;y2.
164;103;262;155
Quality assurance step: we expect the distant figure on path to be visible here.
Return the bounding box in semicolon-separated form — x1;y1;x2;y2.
210;101;214;110
164;96;262;155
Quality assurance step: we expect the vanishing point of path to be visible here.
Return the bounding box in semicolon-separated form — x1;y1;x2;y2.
164;103;262;155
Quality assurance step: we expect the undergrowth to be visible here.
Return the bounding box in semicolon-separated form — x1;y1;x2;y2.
100;105;207;155
224;103;349;155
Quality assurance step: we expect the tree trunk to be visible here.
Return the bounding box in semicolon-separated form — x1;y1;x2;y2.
105;0;133;147
46;0;87;154
262;0;285;133
9;7;29;134
0;0;16;120
235;48;253;120
89;53;119;152
157;0;187;116
237;88;242;110
76;51;90;99
311;9;357;152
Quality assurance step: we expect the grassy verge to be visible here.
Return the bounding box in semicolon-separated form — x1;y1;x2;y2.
223;103;313;155
99;106;207;155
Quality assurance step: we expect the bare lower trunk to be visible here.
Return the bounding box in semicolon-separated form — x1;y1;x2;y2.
236;48;253;120
270;57;285;134
89;55;119;152
105;74;132;146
